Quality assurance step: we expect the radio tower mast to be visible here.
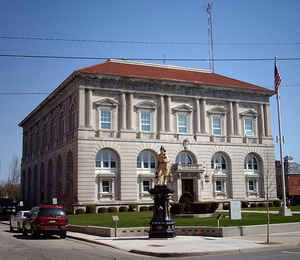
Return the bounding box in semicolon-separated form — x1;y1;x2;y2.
207;3;214;72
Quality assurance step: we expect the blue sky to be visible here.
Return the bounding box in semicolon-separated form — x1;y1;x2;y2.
1;0;300;181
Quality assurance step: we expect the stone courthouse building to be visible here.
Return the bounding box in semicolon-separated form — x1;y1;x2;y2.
19;59;277;212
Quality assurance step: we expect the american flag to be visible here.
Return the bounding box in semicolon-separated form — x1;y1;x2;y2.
274;63;282;93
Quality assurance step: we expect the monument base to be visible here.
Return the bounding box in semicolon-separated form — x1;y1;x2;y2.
148;185;176;239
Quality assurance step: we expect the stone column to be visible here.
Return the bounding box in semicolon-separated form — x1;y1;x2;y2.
166;96;172;132
127;93;134;130
85;89;92;128
233;102;240;135
260;104;265;137
195;99;201;133
121;93;126;130
200;99;207;134
177;174;182;200
160;95;165;132
78;88;85;128
229;101;234;136
264;104;272;136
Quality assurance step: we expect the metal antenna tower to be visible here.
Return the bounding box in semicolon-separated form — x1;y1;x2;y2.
207;3;214;72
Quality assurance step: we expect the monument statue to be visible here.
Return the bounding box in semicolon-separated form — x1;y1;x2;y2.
148;145;176;239
156;146;172;185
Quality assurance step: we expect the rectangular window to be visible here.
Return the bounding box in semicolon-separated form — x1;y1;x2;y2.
100;110;112;130
216;180;223;192
212;116;222;135
178;114;188;133
140;111;151;132
143;181;150;192
102;181;110;193
248;180;257;191
244;119;254;137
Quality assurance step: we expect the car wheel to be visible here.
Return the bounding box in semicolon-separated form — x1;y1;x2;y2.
60;231;67;239
31;230;39;239
23;229;28;237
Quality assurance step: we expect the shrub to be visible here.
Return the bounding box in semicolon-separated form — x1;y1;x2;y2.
119;206;128;212
108;207;118;213
170;203;184;215
128;204;137;212
257;202;265;208
222;203;229;210
179;192;194;204
191;202;219;214
250;203;257;208
241;201;249;208
98;207;108;213
149;206;154;211
139;206;149;212
86;204;96;214
75;208;85;215
273;200;281;207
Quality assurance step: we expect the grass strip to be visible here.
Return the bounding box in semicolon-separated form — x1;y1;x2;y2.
68;211;300;228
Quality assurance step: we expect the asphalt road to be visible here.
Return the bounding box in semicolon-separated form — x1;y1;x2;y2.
1;223;300;260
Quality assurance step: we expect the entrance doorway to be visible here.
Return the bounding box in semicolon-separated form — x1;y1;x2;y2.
182;179;194;198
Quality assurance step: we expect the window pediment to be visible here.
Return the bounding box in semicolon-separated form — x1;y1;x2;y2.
135;101;156;111
172;104;193;113
239;109;258;117
207;107;227;115
94;98;118;108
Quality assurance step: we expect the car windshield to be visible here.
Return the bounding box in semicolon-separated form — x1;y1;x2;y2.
38;208;66;217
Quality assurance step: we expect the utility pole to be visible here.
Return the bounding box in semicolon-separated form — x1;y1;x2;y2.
207;3;214;73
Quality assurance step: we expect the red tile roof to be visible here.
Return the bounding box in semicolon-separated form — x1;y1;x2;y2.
77;59;273;94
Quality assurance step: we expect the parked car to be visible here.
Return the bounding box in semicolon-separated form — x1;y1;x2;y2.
10;210;31;232
23;205;68;239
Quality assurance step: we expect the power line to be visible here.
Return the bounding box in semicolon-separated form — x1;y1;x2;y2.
1;53;300;62
1;35;300;46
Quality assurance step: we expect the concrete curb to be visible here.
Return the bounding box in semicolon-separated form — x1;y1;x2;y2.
66;234;300;258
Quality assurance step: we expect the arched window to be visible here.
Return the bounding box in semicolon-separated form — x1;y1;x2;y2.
244;154;258;171
95;149;117;169
176;151;193;165
137;150;156;170
211;153;226;170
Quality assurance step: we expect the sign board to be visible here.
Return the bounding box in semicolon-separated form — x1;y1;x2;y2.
230;200;241;220
112;216;119;222
19;201;24;207
52;197;57;205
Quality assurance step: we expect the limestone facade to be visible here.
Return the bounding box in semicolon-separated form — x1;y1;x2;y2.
19;60;277;212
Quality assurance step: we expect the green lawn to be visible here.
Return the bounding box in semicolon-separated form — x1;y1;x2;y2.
68;211;300;228
241;206;300;211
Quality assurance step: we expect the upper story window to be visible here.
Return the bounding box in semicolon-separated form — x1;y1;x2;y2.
176;151;193;165
240;109;258;137
244;154;258;172
140;111;152;132
137;150;156;170
177;113;188;133
96;149;117;169
244;118;254;137
135;101;156;133
212;115;222;136
94;98;118;131
211;153;227;170
172;104;192;134
100;109;112;130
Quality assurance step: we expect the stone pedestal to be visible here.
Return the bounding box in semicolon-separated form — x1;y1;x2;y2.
148;185;176;239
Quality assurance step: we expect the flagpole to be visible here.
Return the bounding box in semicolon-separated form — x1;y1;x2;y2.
275;57;292;216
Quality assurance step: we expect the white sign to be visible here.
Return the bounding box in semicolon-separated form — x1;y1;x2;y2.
112;216;119;222
230;200;241;220
19;201;24;207
52;197;57;205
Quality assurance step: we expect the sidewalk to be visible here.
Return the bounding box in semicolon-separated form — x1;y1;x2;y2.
67;230;300;257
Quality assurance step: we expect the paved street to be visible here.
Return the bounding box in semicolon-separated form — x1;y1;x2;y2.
1;222;300;260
